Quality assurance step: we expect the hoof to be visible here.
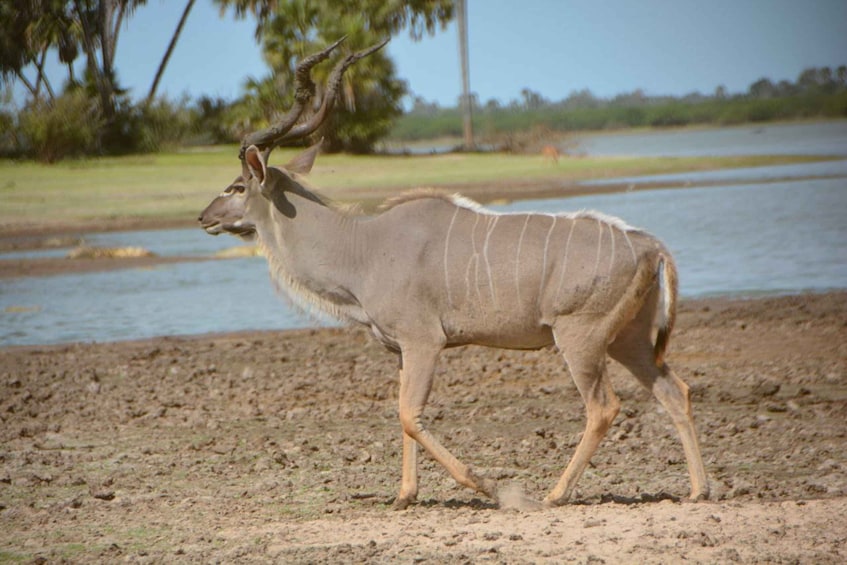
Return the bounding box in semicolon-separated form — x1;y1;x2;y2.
541;497;564;509
541;491;571;508
392;495;415;510
687;490;710;503
467;468;498;500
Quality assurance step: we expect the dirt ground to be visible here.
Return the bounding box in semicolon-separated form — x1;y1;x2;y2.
0;290;844;563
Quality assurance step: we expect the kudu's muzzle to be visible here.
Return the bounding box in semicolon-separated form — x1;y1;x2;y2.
198;194;254;237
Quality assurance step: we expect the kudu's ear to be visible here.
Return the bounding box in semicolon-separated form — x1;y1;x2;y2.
244;145;267;184
284;139;323;175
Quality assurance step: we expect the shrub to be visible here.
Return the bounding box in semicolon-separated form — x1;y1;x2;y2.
98;97;195;155
16;91;103;162
136;97;194;152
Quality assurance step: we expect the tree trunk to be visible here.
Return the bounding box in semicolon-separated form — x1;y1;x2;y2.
98;0;116;114
66;61;77;85
74;0;114;118
34;49;57;102
146;0;196;105
456;0;474;150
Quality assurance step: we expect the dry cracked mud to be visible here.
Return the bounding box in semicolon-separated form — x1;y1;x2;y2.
1;292;845;563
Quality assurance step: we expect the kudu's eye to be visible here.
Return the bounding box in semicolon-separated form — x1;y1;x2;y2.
224;185;246;195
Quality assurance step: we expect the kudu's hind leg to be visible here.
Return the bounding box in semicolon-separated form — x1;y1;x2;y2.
544;325;621;506
394;345;497;509
609;337;710;500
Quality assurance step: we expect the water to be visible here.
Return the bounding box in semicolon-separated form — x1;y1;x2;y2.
2;228;236;261
582;158;847;188
575;120;847;157
83;228;238;257
2;121;846;346
386;121;847;157
1;258;304;346
495;178;847;298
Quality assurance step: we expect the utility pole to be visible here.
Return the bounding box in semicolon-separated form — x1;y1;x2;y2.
457;0;474;150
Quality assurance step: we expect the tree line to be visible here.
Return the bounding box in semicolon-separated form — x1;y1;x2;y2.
392;66;847;148
0;0;453;161
1;2;844;162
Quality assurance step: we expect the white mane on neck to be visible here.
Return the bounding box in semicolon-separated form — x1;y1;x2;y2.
257;235;356;325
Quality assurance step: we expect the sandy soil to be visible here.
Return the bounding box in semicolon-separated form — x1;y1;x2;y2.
1;291;845;563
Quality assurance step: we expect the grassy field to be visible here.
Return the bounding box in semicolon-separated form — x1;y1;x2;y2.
0;145;831;233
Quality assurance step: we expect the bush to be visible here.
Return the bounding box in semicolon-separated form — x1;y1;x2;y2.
15;91;103;162
98;97;195;155
8;92;202;160
136;97;194;152
191;96;237;145
0;110;15;157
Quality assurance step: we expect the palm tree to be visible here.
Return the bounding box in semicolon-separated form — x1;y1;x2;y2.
213;0;454;152
0;3;39;100
145;0;195;105
0;1;70;103
71;0;147;119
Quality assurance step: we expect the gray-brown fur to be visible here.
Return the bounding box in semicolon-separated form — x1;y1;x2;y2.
199;145;710;509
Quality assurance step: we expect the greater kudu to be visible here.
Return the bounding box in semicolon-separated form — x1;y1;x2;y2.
199;39;709;509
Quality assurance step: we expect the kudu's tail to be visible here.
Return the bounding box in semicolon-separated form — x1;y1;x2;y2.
654;253;678;366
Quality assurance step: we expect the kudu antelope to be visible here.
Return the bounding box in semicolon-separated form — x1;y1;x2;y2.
541;144;560;164
198;39;709;509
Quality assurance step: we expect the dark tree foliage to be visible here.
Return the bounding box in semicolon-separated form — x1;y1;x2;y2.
215;0;454;153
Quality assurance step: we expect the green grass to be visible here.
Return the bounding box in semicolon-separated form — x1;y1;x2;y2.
0;145;832;232
312;152;828;192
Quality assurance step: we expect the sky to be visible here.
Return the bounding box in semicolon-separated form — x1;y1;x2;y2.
14;0;847;109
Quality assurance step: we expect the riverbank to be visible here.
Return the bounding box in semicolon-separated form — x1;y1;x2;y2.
2;150;843;282
1;291;845;562
0;149;830;241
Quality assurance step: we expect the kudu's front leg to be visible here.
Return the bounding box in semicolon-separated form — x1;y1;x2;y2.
393;364;419;509
545;328;621;506
393;344;497;509
394;431;418;510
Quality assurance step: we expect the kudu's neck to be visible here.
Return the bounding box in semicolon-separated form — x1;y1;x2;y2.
253;184;367;323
